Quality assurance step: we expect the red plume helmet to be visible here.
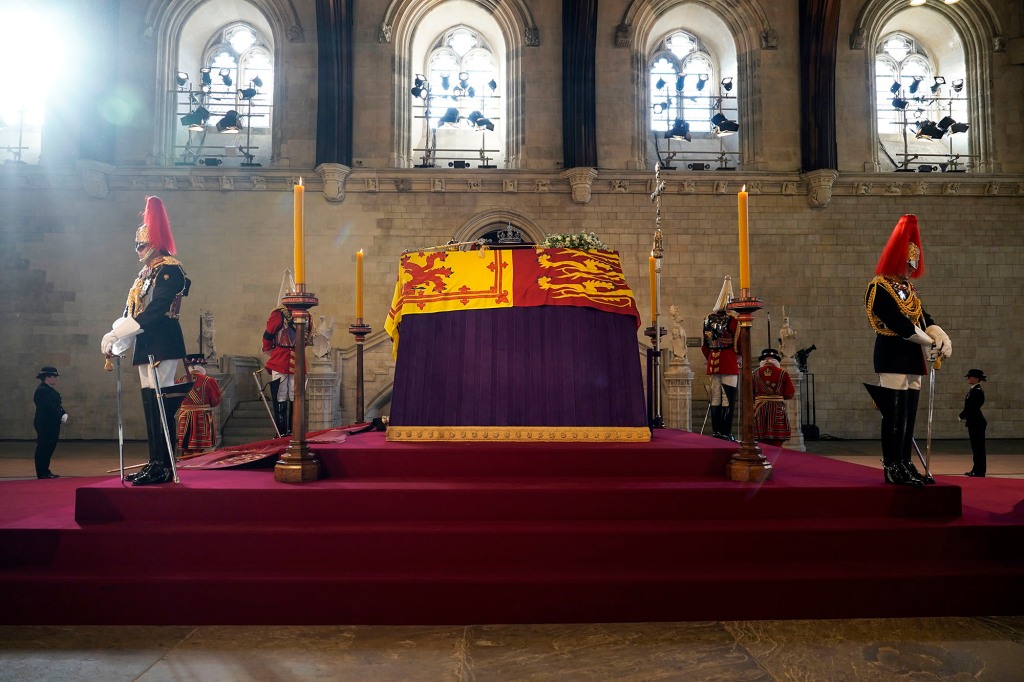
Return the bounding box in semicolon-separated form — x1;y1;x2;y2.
135;196;176;255
875;214;923;279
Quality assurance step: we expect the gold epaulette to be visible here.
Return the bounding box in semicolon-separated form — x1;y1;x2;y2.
865;275;923;337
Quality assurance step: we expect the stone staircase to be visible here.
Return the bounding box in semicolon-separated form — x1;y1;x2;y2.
219;399;278;446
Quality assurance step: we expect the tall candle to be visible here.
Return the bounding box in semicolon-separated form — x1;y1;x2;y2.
356;250;364;320
293;178;305;285
738;185;750;290
648;255;658;323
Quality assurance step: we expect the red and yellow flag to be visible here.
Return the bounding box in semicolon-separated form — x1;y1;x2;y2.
385;248;639;355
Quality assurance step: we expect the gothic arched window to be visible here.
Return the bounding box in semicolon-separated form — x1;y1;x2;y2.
648;30;738;171
876;31;970;171
412;26;504;169
173;22;275;167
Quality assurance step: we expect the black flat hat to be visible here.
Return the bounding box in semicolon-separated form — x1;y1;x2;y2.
964;368;987;381
36;366;60;380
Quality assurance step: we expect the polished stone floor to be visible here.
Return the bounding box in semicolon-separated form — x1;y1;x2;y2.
2;439;1022;681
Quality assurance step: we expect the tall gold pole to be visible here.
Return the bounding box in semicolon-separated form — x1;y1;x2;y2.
646;163;667;428
274;285;321;483
349;320;371;423
727;290;772;482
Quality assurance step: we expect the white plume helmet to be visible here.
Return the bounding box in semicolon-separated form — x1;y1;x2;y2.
276;269;296;304
711;275;734;312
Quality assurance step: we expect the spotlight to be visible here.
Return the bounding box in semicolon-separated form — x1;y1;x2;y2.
448;160;470;169
721;77;733;92
200;67;212;87
664;119;691;142
914;120;945;139
950;121;969;134
252;76;263;88
440;73;450;90
675;75;685;92
413;74;426;88
216;110;241;133
655;77;666;91
891;97;909;110
238;87;258;100
410;83;428;99
917;164;937;172
711;113;738;136
889;81;901;94
909;75;923;94
696;74;709;92
687;162;711;171
220;69;233;87
466;111;494;131
652;101;670;115
930;76;946;94
175;71;189;88
199;157;222;166
951;78;964;92
487;79;497;92
179;106;210;131
467;86;476;98
438;108;460;126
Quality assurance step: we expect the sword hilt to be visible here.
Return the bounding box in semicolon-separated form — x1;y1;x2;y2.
104;355;113;371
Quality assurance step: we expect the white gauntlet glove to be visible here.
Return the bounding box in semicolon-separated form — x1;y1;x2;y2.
908;326;934;347
100;316;141;355
61;413;68;424
925;325;952;358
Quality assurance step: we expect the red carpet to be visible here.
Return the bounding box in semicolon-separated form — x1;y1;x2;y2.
1;429;1022;625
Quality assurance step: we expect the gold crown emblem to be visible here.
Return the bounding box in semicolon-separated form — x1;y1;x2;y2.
907;242;920;261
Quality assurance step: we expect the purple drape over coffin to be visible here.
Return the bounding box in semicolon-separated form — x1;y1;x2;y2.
389;305;647;428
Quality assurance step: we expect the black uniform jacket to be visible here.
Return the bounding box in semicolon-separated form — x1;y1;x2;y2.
866;278;935;376
33;383;66;431
959;384;986;427
129;262;189;366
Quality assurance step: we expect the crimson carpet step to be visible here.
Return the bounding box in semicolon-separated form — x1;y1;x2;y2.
3;518;1022;573
2;559;1021;625
73;475;963;525
3;430;1023;625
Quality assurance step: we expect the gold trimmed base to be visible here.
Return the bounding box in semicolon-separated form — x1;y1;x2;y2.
386;425;651;443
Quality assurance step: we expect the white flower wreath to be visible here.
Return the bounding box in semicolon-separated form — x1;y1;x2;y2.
540;230;608;250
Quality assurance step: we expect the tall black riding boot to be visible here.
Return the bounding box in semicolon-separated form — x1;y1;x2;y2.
710;406;723;438
285;400;294;436
901;388;934;484
274;400;290;436
133;393;183;486
867;385;922;487
720;384;737;440
126;389;158;482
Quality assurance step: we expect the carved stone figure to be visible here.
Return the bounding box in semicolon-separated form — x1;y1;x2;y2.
312;314;335;361
778;306;798;361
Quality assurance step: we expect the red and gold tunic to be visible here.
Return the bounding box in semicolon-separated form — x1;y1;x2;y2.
262;307;314;374
175;372;222;453
701;311;740;375
752;363;796;444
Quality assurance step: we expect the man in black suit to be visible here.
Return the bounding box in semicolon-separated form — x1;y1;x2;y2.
33;366;67;479
960;368;987;477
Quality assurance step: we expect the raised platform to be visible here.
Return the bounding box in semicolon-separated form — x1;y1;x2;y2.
1;429;1022;625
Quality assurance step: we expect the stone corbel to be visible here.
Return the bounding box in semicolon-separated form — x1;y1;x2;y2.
75;160;115;199
803;169;839;208
315;163;352;203
561;167;598;204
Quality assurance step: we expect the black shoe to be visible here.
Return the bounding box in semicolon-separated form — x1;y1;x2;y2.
125;462;154;483
904;461;936;485
131;466;173;486
37;472;60;479
884;464;923;487
965;471;986;477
